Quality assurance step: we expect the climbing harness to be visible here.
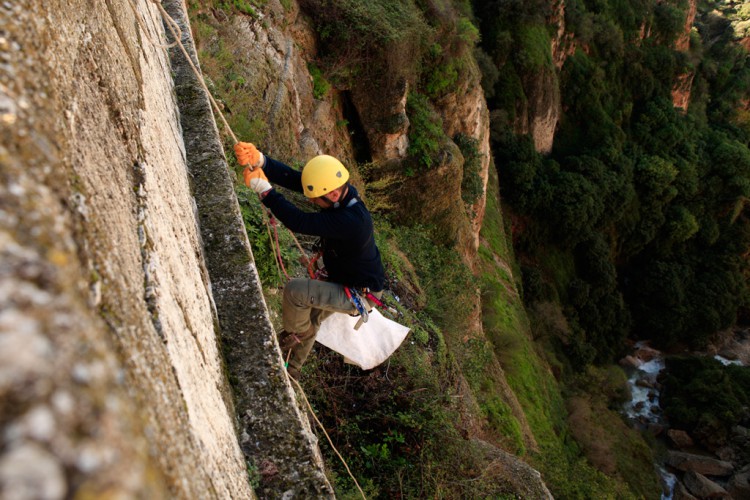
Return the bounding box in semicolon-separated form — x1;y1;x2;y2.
306;250;328;281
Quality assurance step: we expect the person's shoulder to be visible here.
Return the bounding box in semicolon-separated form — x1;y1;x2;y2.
346;184;360;199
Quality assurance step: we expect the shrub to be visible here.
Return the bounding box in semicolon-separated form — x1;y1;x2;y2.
406;92;446;171
454;133;484;208
661;356;750;448
515;24;553;71
307;62;331;99
298;0;431;84
217;0;259;16
474;47;500;99
652;2;686;44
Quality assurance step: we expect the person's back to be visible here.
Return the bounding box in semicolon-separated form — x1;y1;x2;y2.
234;143;385;378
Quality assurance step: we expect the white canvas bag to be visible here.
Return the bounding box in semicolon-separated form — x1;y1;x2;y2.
315;309;410;370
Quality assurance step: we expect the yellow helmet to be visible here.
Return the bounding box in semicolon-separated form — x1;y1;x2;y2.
301;155;349;198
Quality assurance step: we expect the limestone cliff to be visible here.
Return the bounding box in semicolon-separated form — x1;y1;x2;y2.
1;0;330;497
189;0;545;491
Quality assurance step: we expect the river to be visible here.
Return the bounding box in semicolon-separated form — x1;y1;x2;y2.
621;341;745;499
622;342;675;499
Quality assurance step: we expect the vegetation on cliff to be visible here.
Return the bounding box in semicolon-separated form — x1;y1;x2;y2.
478;0;750;357
189;0;749;498
477;0;750;493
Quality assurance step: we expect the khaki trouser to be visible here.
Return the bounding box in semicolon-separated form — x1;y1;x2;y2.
281;278;380;374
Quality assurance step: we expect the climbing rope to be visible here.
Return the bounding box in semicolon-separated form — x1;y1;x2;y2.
154;0;309;263
126;1;365;496
288;375;367;499
151;0;240;143
126;0;179;49
261;208;287;283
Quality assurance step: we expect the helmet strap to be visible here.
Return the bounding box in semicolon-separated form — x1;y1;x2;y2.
332;184;349;208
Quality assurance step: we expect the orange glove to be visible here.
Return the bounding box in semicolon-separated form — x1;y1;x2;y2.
234;142;264;168
243;166;272;194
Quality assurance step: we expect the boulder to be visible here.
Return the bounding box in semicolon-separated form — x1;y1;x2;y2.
636;379;654;389
715;446;735;463
620;355;640;369
728;465;750;499
683;470;729;498
668;429;695;449
635;344;661;362
673;481;698;500
666;451;734;477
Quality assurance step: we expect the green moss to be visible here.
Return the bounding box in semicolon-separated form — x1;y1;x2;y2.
217;0;260;17
307;62;331;99
454;133;484;210
481;397;525;454
406;92;446;171
516;24;553;71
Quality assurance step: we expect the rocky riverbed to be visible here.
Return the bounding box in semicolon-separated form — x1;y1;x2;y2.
620;333;750;499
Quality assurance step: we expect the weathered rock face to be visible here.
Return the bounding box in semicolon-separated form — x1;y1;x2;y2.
516;66;561;155
671;0;697;111
204;3;357;167
164;1;333;496
1;0;336;498
0;1;252;497
1;0;552;497
682;470;729;498
508;0;567;155
675;0;698;53
434;57;491;259
550;0;576;70
666;451;734;477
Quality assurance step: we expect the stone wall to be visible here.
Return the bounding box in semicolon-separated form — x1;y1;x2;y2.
163;1;333;496
0;1;330;497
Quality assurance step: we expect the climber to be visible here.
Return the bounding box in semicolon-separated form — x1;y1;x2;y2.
234;142;386;379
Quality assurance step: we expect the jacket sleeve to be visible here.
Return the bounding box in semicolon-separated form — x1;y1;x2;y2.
263;156;303;193
261;190;360;239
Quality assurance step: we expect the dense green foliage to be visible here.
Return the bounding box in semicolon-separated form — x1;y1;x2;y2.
454;133;485;208
476;0;750;356
296;0;431;85
405;93;446;172
661;356;750;447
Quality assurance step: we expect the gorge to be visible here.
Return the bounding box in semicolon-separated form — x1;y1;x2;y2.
2;0;750;499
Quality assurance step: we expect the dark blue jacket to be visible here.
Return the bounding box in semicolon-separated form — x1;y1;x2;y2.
260;156;386;291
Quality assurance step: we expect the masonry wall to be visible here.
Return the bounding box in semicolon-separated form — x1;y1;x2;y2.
0;1;329;497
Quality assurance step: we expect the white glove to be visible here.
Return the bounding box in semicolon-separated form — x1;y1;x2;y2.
243;167;272;194
249;178;272;194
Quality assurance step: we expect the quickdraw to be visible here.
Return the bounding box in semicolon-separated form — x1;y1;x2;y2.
344;287;369;329
344;287;399;329
360;290;398;316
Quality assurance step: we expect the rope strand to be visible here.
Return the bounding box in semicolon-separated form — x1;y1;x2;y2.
150;0;239;143
128;2;365;495
288;375;367;500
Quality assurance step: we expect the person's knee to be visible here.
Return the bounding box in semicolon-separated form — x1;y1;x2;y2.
284;278;310;307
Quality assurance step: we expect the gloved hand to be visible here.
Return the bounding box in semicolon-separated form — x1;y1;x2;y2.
244;167;272;194
234;142;265;169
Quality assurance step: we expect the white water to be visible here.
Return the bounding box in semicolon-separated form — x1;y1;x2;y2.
622;343;673;498
658;466;677;500
714;354;743;366
624;352;665;423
